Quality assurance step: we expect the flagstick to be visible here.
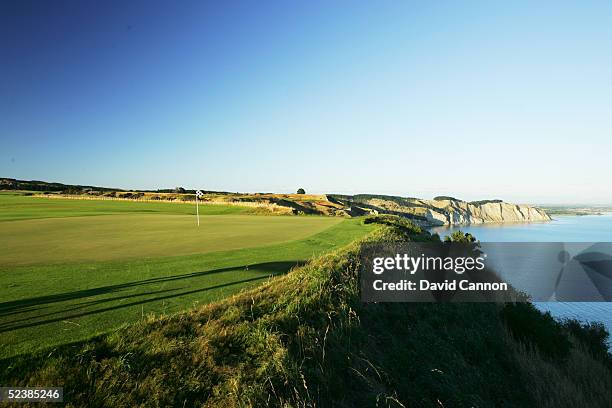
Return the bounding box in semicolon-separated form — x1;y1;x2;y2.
195;190;204;227
196;194;200;226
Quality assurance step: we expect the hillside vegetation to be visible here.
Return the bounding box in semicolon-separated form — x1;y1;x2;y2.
1;216;610;407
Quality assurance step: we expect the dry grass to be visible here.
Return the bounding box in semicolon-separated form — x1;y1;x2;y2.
507;328;612;407
33;193;294;214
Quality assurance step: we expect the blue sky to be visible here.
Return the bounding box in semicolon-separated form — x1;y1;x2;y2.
1;1;611;204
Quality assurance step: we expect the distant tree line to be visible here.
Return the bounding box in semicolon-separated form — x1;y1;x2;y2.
0;178;236;196
0;178;120;192
433;196;462;202
469;199;504;205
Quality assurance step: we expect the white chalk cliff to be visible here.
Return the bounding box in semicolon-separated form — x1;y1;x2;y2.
326;194;551;226
423;199;551;226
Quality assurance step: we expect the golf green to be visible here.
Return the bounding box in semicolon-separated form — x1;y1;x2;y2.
0;214;343;266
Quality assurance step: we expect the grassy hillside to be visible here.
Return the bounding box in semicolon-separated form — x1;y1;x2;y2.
2;216;610;407
0;178;122;193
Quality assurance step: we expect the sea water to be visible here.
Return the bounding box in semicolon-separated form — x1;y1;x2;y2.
430;214;612;341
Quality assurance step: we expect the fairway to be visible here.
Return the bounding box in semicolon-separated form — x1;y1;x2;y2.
0;192;249;221
0;194;376;358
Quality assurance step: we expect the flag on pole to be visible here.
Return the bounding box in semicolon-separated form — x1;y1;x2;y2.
196;190;204;226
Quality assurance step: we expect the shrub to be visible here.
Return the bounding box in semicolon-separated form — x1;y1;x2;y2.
501;303;571;361
563;320;611;365
444;231;477;243
433;195;461;201
363;214;423;236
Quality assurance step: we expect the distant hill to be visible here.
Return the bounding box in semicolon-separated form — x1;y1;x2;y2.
2;178;551;225
0;178;231;195
0;177;122;193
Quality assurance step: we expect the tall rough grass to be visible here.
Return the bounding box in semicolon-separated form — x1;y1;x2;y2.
32;194;294;214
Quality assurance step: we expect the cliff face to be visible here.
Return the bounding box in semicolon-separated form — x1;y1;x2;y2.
423;199;551;226
326;194;551;226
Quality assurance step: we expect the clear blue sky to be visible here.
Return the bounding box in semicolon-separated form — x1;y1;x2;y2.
1;1;611;204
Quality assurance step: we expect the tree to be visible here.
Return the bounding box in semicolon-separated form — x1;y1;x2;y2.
297;188;306;194
444;231;477;243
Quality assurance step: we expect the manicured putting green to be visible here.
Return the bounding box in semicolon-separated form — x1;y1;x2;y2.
0;214;343;266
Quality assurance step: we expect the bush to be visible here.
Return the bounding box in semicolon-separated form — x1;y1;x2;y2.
501;303;571;361
444;231;477;243
433;195;461;201
297;188;305;194
363;214;423;236
563;320;611;364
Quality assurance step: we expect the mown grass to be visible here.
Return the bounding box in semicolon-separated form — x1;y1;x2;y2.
2;216;610;407
0;214;343;266
0;217;373;358
0;193;374;358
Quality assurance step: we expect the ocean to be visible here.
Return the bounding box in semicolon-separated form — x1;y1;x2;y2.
430;214;612;341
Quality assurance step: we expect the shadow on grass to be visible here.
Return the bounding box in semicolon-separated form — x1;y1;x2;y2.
0;261;304;333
